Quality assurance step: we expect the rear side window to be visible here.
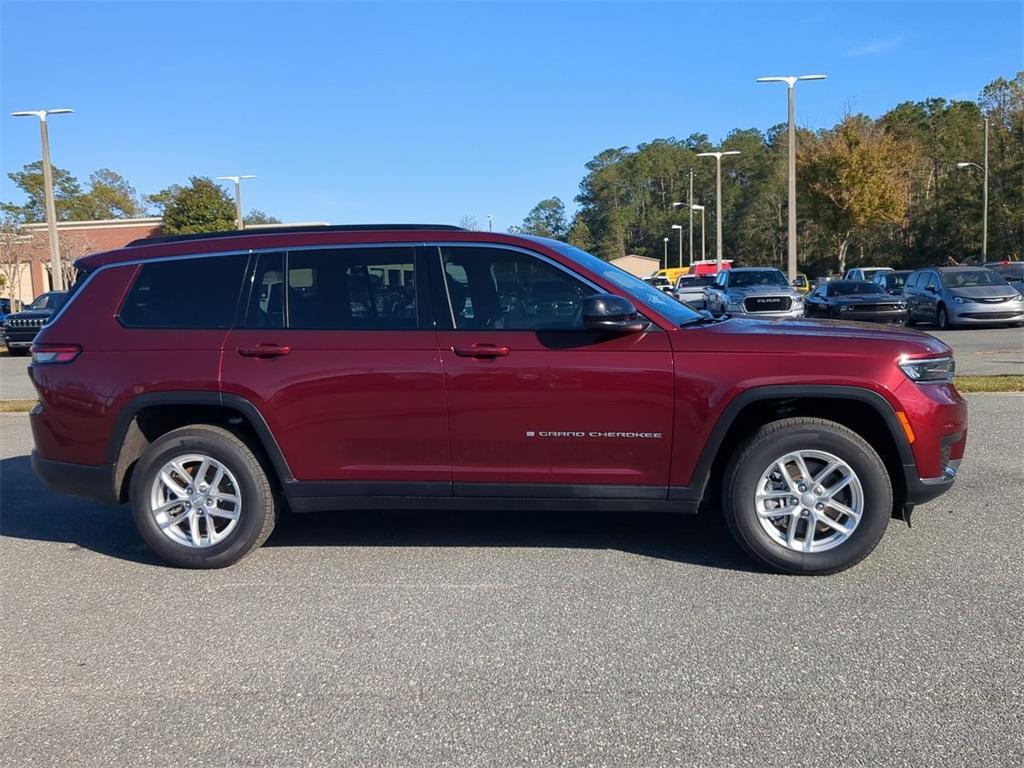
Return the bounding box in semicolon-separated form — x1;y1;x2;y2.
119;254;248;328
285;247;417;330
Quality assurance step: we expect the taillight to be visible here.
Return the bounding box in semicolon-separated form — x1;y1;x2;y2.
31;344;81;364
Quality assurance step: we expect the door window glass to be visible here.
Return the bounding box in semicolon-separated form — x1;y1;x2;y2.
286;247;417;330
440;247;595;330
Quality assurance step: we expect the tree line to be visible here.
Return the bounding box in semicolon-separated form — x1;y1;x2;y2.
1;167;279;235
514;72;1022;276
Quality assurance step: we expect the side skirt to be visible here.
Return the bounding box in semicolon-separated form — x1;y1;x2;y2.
282;481;700;514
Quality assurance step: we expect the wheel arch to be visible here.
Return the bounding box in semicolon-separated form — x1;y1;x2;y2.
686;386;915;512
108;392;292;503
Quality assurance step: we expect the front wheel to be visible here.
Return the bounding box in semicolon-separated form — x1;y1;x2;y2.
937;305;954;330
129;425;278;568
722;418;891;575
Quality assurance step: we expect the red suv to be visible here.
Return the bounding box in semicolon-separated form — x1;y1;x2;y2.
29;225;967;573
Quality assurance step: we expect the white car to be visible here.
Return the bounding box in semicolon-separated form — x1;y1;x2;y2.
844;267;894;282
672;274;715;309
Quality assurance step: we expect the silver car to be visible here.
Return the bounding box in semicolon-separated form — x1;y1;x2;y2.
705;268;805;318
904;266;1024;329
672;274;715;309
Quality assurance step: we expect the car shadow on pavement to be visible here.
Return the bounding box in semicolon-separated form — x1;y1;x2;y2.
1;453;761;573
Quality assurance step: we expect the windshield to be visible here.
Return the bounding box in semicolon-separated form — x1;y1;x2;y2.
883;273;907;288
830;281;883;296
729;270;788;288
529;238;703;326
941;270;1008;288
28;292;67;311
678;276;715;288
990;263;1024;280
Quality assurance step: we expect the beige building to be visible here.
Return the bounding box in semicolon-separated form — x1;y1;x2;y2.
609;254;660;279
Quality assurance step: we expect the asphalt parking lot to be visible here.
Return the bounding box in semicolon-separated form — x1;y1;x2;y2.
1;325;1022;401
1;394;1022;767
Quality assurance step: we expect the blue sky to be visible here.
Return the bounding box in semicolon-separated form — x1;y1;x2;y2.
1;1;1021;230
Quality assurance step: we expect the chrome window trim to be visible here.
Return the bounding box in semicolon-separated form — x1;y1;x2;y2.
50;240;616;331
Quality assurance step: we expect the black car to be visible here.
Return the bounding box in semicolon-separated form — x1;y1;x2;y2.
873;270;912;296
2;291;68;356
805;280;908;324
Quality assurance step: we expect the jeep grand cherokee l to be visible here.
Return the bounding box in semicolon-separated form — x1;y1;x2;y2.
29;225;967;574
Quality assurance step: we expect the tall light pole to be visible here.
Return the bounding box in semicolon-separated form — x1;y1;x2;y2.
663;237;669;267
756;74;826;281
670;225;684;268
691;204;706;262
487;214;494;232
957;118;989;260
11;108;74;291
217;175;256;229
696;150;741;271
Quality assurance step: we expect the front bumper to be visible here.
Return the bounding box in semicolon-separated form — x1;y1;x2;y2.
948;304;1024;325
2;329;41;348
727;305;805;319
837;308;909;324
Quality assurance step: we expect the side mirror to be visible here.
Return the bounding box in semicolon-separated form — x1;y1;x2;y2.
581;294;647;333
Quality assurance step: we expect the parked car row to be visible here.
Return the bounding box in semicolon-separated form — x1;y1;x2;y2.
661;261;1023;329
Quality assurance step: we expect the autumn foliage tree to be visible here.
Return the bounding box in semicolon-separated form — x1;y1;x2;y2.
798;115;916;274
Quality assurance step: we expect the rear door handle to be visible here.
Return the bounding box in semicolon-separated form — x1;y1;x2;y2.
452;343;510;358
237;344;291;358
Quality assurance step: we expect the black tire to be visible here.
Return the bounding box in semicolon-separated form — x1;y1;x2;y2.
722;417;892;575
937;305;954;330
7;347;29;357
129;425;277;568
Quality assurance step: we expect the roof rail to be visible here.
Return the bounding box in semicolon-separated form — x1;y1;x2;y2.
127;223;465;247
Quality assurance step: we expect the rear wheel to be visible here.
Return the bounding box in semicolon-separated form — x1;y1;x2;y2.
129;425;277;568
722;418;891;575
7;348;28;357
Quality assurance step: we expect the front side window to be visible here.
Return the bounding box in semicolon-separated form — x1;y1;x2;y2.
120;254;248;328
440;246;594;330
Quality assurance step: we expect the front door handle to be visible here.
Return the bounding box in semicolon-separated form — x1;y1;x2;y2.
452;343;510;359
237;344;291;358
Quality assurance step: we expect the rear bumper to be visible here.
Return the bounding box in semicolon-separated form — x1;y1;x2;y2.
31;451;118;505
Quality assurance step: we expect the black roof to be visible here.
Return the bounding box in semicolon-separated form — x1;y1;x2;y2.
128;223;465;247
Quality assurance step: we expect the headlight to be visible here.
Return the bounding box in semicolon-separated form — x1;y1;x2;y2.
726;298;744;310
839;305;855;311
896;302;908;310
1012;294;1024;302
899;356;955;384
952;296;973;304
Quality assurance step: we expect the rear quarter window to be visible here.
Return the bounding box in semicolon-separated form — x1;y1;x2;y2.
119;254;248;328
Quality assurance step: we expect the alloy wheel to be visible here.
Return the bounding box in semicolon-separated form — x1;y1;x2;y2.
149;453;242;548
753;449;864;553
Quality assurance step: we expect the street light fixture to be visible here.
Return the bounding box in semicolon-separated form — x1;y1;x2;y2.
670;224;684;268
956;118;989;260
696;150;741;271
691;204;706;262
487;214;494;232
217;175;257;229
756;74;827;281
10;108;75;291
663;236;669;267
